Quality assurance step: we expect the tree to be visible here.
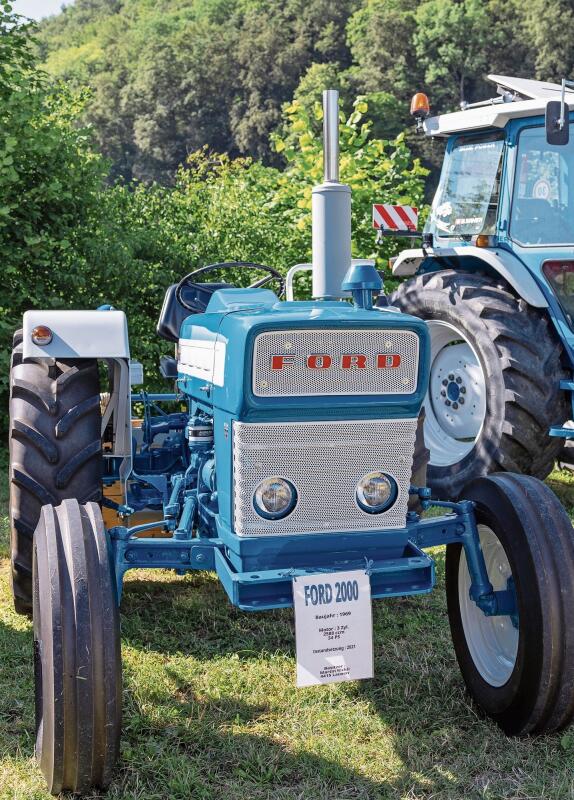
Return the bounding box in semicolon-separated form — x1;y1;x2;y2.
347;0;420;98
523;0;574;83
414;0;492;107
229;0;356;161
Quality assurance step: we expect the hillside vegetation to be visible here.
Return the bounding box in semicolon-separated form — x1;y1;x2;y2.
36;0;574;183
2;0;574;431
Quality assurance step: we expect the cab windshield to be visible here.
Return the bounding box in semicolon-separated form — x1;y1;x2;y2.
510;125;574;246
425;132;504;238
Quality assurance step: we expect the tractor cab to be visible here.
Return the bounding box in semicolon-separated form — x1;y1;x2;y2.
387;76;574;500
425;107;574;250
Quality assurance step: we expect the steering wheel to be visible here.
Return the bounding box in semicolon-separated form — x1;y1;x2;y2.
175;261;285;313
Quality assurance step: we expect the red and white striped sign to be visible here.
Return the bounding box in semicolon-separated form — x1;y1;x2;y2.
373;203;418;232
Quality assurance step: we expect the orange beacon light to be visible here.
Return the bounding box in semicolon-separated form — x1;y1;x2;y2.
410;92;430;119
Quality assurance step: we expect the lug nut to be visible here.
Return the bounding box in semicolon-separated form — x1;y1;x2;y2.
445;400;451;406
440;389;446;397
459;397;465;405
442;379;448;386
448;373;454;380
456;376;462;384
460;387;466;394
453;402;459;410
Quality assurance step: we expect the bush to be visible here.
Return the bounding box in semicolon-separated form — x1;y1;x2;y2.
0;0;427;432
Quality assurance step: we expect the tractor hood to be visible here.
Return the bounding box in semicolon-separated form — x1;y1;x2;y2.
177;288;430;422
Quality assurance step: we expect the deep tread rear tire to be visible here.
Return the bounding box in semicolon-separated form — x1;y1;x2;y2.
409;409;429;511
9;339;102;616
446;473;574;735
33;500;121;793
390;271;569;498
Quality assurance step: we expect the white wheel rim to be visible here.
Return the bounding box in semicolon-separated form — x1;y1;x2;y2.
425;320;487;467
458;525;519;687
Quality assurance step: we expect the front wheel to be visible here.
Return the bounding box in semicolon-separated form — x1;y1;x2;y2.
446;473;574;735
34;500;121;794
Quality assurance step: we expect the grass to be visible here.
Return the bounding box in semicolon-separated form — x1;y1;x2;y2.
2;471;574;799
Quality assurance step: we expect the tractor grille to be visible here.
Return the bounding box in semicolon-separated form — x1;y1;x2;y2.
252;327;419;397
232;418;418;536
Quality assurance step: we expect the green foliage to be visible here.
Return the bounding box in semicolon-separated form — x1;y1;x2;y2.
414;0;492;104
524;0;574;82
37;0;358;181
0;0;106;427
271;96;427;267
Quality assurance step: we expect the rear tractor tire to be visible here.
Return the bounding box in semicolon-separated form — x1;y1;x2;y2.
9;334;102;615
390;271;569;499
446;473;574;735
34;500;122;794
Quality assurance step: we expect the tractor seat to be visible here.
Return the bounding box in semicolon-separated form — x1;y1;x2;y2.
159;355;178;380
157;282;233;342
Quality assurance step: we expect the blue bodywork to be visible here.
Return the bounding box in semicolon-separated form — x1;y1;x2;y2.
105;275;515;623
418;112;574;434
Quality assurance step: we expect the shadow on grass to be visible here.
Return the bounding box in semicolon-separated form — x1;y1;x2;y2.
0;616;35;760
115;666;456;800
120;570;297;661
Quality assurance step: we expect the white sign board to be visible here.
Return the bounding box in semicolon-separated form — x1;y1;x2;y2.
293;570;373;687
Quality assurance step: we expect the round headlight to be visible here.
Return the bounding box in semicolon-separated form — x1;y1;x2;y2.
356;472;397;514
253;476;297;520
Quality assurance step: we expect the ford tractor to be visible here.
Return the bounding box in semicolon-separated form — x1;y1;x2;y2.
8;91;574;795
381;75;574;498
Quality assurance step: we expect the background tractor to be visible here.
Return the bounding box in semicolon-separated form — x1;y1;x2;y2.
385;75;574;498
9;91;574;795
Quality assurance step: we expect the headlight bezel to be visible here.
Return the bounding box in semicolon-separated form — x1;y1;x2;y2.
355;471;398;514
253;476;298;520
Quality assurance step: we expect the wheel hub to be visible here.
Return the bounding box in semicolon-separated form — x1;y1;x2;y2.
458;525;519;687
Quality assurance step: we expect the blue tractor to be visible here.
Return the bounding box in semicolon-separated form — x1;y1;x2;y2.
8;91;574;794
388;75;574;498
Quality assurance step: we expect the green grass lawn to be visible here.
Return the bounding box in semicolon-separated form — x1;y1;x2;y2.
2;471;574;799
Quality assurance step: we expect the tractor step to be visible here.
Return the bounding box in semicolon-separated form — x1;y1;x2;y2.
213;543;435;611
549;425;574;438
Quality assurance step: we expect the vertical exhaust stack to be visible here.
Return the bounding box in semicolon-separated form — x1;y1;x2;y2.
312;90;352;299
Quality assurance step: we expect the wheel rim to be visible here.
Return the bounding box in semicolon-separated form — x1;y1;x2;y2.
425;320;487;467
458;525;519;687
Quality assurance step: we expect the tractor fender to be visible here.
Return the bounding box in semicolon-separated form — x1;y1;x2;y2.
391;246;548;308
22;309;130;360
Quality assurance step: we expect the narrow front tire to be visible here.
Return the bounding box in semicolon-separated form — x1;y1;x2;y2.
446;473;574;735
33;500;121;794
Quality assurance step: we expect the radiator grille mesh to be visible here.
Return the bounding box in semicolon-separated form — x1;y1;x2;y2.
252;328;419;397
232;418;418;536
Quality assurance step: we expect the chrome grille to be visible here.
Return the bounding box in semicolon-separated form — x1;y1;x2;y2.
252;328;419;397
232;418;418;536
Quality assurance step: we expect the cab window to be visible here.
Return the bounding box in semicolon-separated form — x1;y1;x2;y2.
425;132;504;238
510;126;574;245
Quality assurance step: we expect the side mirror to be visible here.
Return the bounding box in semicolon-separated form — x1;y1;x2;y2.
546;99;569;145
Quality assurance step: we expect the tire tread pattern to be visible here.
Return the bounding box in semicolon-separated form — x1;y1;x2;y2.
9;338;102;615
34;500;121;793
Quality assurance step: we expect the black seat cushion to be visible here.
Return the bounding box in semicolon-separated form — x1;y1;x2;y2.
157;282;234;342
